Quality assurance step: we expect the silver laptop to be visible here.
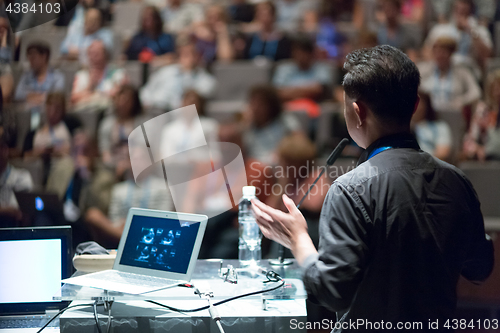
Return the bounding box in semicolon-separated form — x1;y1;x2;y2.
62;208;208;294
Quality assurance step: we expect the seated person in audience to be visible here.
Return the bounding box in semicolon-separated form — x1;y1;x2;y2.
0;129;33;226
424;0;492;72
125;6;176;67
24;92;71;159
275;0;318;33
273;37;332;109
241;1;292;61
85;155;174;248
159;89;219;164
243;84;302;165
14;42;65;111
56;0;111;28
60;8;114;64
464;69;500;161
140;38;216;110
419;36;480;113
400;0;425;24
162;0;204;34
71;40;128;112
377;0;419;61
227;0;254;23
411;92;452;161
99;85;145;171
0;17;13;102
191;5;234;64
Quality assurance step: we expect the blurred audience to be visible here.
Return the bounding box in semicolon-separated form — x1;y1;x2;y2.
243;84;302;165
191;4;234;63
23;92;71;160
162;0;204;34
14;42;65;112
432;0;496;25
159;89;218;163
0;17;13;102
419;36;481;113
275;0;318;33
0;129;33;225
227;0;254;23
140;39;216;110
377;0;419;60
60;8;114;64
71;40;128;111
273;37;332;107
242;1;292;61
411;92;452;161
464;69;500;160
425;0;493;72
98;85;144;171
125;6;176;66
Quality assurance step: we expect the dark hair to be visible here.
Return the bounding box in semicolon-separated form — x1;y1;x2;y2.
27;41;51;62
292;36;315;54
417;92;437;121
183;89;206;116
456;0;474;12
343;45;420;125
141;6;164;37
249;84;282;121
257;1;276;18
118;84;142;117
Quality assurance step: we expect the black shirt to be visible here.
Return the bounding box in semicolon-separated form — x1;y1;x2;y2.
302;132;494;332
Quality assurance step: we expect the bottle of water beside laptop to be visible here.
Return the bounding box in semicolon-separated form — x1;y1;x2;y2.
238;186;261;267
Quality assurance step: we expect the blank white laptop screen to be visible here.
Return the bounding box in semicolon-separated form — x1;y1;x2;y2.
0;239;62;304
119;215;201;274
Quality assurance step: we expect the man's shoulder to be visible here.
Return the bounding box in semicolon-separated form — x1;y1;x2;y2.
334;149;466;188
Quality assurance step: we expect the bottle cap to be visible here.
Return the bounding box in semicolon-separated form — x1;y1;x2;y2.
242;186;256;197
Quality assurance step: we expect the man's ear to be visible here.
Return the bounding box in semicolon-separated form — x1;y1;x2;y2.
412;95;421;116
352;101;366;128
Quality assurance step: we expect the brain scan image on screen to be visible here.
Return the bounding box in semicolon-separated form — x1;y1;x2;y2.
175;231;181;238
141;228;155;244
156;229;164;236
160;230;175;246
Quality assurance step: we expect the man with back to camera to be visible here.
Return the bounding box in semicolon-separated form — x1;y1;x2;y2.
251;45;494;332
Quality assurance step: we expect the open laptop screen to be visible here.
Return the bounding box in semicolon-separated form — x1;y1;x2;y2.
0;226;72;315
119;215;201;274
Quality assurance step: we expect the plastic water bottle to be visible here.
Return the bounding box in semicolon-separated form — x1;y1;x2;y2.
238;186;261;267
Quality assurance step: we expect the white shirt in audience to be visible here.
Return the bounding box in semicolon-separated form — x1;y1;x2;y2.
140;64;216;110
33;122;71;151
418;62;481;113
162;2;204;33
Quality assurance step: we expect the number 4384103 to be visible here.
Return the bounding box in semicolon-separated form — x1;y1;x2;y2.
5;2;61;14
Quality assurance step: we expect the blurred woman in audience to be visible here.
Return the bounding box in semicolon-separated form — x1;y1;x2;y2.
71;40;128;112
60;8;114;65
99;85;145;173
411;92;452;161
419;36;481;113
191;4;234;64
243;84;302;165
464;69;500;161
24;92;71;159
241;1;292;61
125;6;176;67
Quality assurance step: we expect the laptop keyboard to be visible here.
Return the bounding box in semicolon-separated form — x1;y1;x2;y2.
83;270;182;290
0;317;53;329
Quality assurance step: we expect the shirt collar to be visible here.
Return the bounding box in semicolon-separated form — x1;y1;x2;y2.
357;132;420;166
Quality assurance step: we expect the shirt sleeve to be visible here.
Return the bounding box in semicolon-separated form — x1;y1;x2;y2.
436;121;452;147
14;73;29;101
302;183;371;312
272;63;290;87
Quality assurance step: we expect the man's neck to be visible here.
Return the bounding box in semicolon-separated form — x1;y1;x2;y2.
365;124;411;149
34;65;48;81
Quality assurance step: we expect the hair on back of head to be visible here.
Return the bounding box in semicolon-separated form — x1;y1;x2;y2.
343;45;420;125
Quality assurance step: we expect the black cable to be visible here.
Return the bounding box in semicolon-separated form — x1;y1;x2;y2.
93;300;103;333
146;278;285;313
36;303;98;333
